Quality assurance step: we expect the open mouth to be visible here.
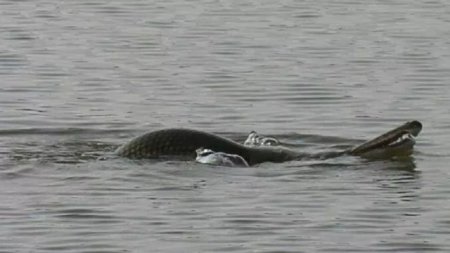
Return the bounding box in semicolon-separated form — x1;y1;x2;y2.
388;132;415;148
350;120;422;157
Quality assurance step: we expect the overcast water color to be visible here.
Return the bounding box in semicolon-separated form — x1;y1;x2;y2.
1;0;450;252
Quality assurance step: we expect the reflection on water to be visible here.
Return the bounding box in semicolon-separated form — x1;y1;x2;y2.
1;0;450;252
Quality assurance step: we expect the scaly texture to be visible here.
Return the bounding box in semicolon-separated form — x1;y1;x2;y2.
116;121;422;165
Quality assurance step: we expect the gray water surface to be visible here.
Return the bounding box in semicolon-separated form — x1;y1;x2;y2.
1;0;450;252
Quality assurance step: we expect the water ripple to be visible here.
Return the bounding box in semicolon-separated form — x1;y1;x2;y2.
0;0;449;252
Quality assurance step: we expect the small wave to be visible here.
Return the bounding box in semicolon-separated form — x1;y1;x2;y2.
0;127;127;136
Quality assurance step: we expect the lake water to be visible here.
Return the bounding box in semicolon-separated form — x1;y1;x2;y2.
1;0;450;252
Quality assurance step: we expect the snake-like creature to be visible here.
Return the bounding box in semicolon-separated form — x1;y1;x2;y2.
115;120;422;166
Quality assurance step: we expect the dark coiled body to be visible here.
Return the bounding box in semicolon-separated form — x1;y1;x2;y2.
115;128;301;165
115;121;422;165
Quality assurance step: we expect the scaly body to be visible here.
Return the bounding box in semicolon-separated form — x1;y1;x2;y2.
115;121;422;165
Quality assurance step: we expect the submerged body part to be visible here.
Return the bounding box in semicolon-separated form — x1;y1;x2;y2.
115;120;422;166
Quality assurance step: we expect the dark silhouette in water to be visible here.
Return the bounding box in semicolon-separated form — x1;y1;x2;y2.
115;121;422;166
